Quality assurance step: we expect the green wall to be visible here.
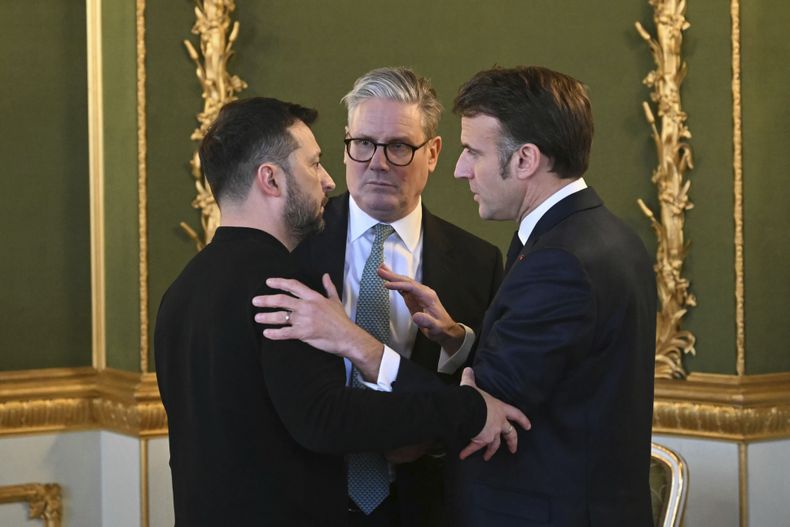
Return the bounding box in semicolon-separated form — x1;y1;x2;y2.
0;1;91;370
742;3;790;373
2;0;788;376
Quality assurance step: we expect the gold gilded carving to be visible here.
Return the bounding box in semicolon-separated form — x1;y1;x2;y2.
3;369;788;441
730;0;745;376
0;483;62;527
0;368;167;437
137;0;150;373
636;0;696;379
180;0;247;250
654;373;790;440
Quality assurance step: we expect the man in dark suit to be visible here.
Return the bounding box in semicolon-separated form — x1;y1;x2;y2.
154;97;528;526
292;67;503;526
380;66;658;526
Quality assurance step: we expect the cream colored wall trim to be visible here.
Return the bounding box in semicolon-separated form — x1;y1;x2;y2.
0;483;62;527
0;369;166;438
86;0;107;370
654;373;790;440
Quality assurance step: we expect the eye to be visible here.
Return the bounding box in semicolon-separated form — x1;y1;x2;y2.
355;139;373;147
388;142;410;154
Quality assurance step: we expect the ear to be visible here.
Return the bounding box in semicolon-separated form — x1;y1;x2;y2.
426;136;442;173
255;163;283;197
513;143;541;180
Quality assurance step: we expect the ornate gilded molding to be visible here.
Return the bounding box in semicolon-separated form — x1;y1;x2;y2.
136;0;150;373
653;373;790;440
180;0;247;250
3;369;788;442
0;368;166;438
636;0;696;379
730;0;745;376
0;483;62;527
86;0;107;370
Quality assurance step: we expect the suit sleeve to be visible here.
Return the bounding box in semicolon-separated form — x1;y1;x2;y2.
253;285;486;455
472;248;595;412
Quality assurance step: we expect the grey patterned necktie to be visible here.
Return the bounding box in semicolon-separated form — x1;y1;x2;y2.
347;223;394;515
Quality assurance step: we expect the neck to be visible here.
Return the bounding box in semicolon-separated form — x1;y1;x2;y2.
220;204;297;251
515;175;578;224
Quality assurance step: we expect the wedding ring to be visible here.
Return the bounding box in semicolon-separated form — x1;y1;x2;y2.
284;312;291;324
503;424;514;435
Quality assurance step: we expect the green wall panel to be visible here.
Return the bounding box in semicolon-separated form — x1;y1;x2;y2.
742;3;790;373
0;1;91;370
143;0;759;375
103;0;143;371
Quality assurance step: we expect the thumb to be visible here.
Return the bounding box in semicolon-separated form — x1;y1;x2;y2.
460;367;476;388
322;273;340;301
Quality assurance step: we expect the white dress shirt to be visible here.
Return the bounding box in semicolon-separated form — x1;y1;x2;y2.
345;196;474;391
517;178;588;244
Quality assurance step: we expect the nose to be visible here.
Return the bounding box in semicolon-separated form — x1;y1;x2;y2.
368;144;390;171
321;165;336;192
454;152;472;180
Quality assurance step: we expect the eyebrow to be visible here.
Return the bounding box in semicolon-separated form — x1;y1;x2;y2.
348;133;416;144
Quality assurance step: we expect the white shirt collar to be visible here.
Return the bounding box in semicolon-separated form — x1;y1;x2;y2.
517;177;588;245
348;195;423;253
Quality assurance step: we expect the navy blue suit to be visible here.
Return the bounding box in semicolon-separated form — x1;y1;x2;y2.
450;187;657;527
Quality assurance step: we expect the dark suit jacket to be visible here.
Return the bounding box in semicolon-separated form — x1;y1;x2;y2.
154;227;486;526
450;188;657;527
294;193;503;526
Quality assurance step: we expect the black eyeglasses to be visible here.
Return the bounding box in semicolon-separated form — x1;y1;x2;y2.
344;137;431;167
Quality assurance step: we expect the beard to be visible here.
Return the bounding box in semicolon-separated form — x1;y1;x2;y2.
284;169;326;244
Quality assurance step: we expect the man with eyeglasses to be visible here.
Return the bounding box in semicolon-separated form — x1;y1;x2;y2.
278;67;503;526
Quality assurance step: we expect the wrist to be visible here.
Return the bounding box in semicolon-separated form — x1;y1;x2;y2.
348;329;384;381
439;323;465;355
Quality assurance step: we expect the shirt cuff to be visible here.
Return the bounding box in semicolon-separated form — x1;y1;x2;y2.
359;345;400;392
437;324;475;374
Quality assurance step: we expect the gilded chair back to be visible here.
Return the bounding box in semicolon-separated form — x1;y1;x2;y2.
650;442;689;527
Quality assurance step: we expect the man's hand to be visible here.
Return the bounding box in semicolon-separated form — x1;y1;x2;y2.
252;273;383;380
378;266;465;354
459;367;531;461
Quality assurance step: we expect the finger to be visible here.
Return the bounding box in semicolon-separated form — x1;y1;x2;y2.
382;279;418;293
506;406;532;432
321;273;341;301
264;277;318;299
458;439;486;460
251;294;299;311
483;434;501;461
460;367;476;387
412;312;440;330
262;327;295;340
254;311;292;325
503;423;519;454
377;266;412;283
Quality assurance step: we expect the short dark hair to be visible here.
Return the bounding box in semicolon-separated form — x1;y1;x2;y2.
453;66;593;179
199;97;318;204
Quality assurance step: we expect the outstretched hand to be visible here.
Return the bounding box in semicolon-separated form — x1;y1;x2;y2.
378;266;465;353
459;367;531;461
251;273;383;380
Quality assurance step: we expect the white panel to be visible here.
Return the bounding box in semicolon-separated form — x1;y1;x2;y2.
748;438;790;527
148;436;175;527
652;434;740;527
100;431;140;527
0;431;101;526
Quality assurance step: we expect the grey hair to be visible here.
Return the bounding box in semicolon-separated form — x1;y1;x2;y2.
341;67;443;138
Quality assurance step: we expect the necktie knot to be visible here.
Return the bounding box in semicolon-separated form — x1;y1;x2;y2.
373;223;395;245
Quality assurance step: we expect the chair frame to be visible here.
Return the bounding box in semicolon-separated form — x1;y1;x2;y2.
651;442;689;527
